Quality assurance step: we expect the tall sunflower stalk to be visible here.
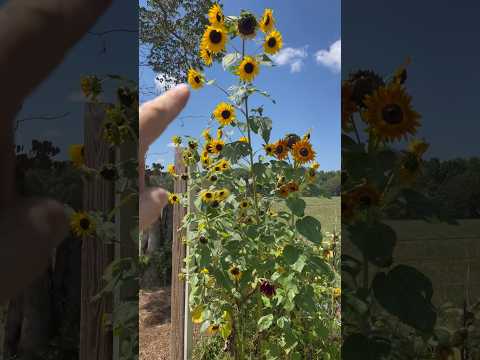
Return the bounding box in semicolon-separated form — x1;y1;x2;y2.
170;4;340;359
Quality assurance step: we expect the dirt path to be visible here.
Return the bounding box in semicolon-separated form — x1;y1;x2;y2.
139;287;171;360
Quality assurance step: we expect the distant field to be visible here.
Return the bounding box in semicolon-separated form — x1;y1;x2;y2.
304;196;340;234
276;196;340;234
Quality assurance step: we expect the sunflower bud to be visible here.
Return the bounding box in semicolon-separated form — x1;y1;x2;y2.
259;280;276;298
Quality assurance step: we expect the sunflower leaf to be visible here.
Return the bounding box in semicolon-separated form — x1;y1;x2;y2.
296;216;322;244
222;141;250;163
222;52;242;70
286;197;306;217
258;314;274;332
249;116;272;143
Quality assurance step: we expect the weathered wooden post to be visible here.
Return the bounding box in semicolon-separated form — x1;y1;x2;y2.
79;103;114;360
170;147;190;360
113;142;138;359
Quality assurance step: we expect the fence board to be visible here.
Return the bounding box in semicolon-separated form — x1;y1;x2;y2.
171;148;189;360
79;103;114;360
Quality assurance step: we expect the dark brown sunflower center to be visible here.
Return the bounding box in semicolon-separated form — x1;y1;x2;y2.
300;148;309;157
211;200;220;207
216;13;222;22
230;268;240;275
215;144;223;151
194;76;200;83
210;175;217;181
79;218;90;230
206;193;213;198
238;15;257;36
221;110;231;119
209;29;222;44
264;15;270;26
275;145;283;154
267;37;277;48
382;103;403;125
244;62;254;74
172;196;178;201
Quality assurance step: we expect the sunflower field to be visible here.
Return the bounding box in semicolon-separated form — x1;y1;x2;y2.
164;4;341;359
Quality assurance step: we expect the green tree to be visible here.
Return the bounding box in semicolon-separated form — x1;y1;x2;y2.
140;0;215;86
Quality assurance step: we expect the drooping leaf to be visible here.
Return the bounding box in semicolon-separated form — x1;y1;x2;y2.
286;197;306;217
372;265;437;333
296;216;322;243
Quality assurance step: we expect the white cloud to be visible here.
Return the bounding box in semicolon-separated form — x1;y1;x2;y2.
155;73;177;93
272;46;308;73
315;39;341;73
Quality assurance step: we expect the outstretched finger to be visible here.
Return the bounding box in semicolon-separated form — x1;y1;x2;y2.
139;84;190;156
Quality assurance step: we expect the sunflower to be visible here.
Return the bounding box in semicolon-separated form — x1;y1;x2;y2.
200;46;213;66
292;139;316;164
239;136;249;143
200;189;214;203
207;324;220;335
218;158;230;171
263;30;283;55
287;181;299;193
188;139;198;150
261;143;274;157
215;188;230;201
167;164;176;175
362;83;421;142
202;25;227;54
210;139;225;154
237;12;257;39
205;142;215;154
213;102;236;126
70;211;95;237
399;152;422;184
348;69;385;108
172;135;182;146
259;8;275;33
239;199;250;209
350;183;381;210
307;168;317;182
187;68;205;90
208;3;224;26
237;56;259;83
201;155;212;168
342;81;357;131
209;174;218;182
278;184;289;198
407;138;429;157
191;306;204;324
332;287;341;299
311;161;320;170
273;139;289;160
284;133;301;149
228;266;242;281
202;128;212;141
69;144;85;167
168;193;180;205
323;249;334;260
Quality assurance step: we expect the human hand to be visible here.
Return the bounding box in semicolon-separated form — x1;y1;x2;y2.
0;0;112;303
139;84;190;230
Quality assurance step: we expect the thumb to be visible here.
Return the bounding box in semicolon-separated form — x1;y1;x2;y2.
0;197;68;302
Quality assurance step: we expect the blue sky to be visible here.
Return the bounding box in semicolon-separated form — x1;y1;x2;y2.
11;1;137;157
140;0;341;170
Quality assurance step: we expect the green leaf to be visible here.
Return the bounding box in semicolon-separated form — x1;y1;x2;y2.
249;116;273;143
222;141;250;162
348;222;396;267
282;245;301;265
291;254;307;273
286;197;306;217
258;314;274;332
222;52;241;70
372;265;437;333
205;79;215;85
295;216;322;243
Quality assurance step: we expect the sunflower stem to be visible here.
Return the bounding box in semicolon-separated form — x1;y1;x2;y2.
241;39;260;222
